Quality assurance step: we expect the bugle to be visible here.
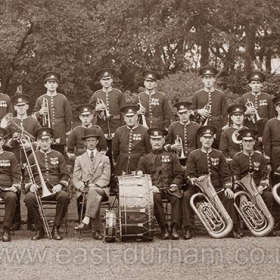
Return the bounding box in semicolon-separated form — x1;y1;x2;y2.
20;135;53;239
190;175;233;238
138;96;148;128
245;99;263;124
42;97;51;128
234;174;274;237
175;135;186;160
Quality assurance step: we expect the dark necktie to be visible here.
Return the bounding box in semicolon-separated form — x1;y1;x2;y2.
90;151;94;162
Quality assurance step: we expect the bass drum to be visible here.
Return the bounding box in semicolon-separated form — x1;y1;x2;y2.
118;174;155;242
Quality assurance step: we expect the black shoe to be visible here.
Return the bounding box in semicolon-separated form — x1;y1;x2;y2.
171;225;180;240
2;228;11;242
11;223;21;231
52;226;63;240
232;229;241;239
183;226;192;240
269;230;277;237
31;229;45;241
92;231;103;240
161;226;170;240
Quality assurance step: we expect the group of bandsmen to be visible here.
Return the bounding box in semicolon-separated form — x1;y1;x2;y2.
0;65;280;242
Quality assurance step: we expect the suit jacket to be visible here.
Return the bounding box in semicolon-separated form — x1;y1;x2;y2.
72;150;111;198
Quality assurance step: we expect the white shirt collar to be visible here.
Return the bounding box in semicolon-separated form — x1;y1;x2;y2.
87;149;97;157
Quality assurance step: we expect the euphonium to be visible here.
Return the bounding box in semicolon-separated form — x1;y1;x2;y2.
190;175;233;238
245;99;263;124
175;135;186;160
234;174;274;237
42;97;51;128
138;96;148;128
272;182;280;206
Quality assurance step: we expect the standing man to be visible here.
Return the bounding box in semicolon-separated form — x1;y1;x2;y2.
239;71;274;150
231;128;274;236
219;104;247;162
112;104;151;176
191;66;228;148
66;104;107;161
263;96;280;184
24;127;70;240
137;128;184;240
72;128;111;240
0;128;21;242
183;126;240;239
138;70;173;129
33;71;73;155
165;101;200;167
0;77;13;121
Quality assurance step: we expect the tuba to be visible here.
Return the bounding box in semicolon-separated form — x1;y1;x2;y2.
272;181;280;208
234;174;274;237
190;175;233;238
245;99;263;124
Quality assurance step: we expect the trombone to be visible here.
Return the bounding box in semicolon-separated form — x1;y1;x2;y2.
20;135;53;239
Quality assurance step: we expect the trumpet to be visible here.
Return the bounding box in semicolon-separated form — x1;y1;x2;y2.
190;175;233;238
1;113;36;141
42;97;51;128
138;96;148;128
20;135;53;239
245;99;263;124
175;135;186;160
96;98;112;140
234;174;274;237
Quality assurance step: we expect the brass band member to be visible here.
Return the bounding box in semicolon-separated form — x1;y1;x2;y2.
66;104;107;161
112;104;151;176
72;128;111;240
184;126;240;239
219;104;247;162
24;127;70;240
0;77;13;122
239;71;274;150
0;128;21;242
165;101;200;166
137;128;184;240
191;66;228;148
33;72;73;154
263;96;280;184
231;128;275;236
137;70;173;129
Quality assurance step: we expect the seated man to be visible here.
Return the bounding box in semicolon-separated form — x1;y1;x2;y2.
0;128;21;242
231;128;275;236
184;126;240;239
24;127;70;241
137;127;184;240
72;127;111;240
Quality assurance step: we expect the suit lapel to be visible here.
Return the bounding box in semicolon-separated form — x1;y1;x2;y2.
92;152;102;172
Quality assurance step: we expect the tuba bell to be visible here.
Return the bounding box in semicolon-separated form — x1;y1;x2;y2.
272;181;280;207
234;174;274;237
190;175;233;238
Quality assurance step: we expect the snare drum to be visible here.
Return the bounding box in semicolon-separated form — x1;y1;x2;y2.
118;174;155;241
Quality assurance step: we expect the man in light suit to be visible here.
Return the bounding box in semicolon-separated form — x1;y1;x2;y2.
72;127;111;239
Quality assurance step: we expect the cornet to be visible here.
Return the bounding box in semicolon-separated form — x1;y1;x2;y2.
245;99;263;124
42;97;51;128
175;135;186;160
138;96;148;128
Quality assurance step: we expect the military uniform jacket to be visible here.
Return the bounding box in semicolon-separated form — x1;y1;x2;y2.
191;89;228;129
231;151;269;187
5;116;41;164
89;88;126;135
219;126;246;159
186;149;232;190
165;121;200;158
72;151;111;199
239;92;275;136
138;91;172;129
0;93;12;121
66;125;107;156
33;93;73;145
137;150;184;189
263;118;280;171
25;149;70;191
0;151;21;189
112;124;151;176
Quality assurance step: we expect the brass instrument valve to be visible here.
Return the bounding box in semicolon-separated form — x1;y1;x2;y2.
50;96;55;127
